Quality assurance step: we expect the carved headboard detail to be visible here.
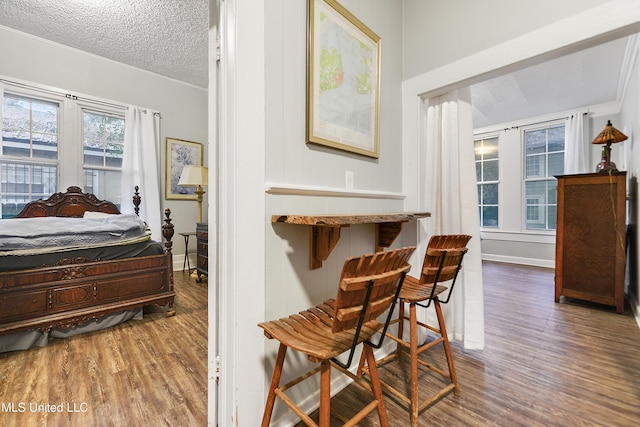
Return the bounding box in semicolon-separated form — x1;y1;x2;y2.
14;186;122;218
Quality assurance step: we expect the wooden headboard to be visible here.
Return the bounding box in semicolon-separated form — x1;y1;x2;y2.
14;186;140;218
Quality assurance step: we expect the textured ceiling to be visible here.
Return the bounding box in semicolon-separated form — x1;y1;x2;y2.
0;0;209;88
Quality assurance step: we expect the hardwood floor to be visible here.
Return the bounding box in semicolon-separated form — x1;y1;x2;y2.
295;261;640;427
2;263;640;427
0;271;207;427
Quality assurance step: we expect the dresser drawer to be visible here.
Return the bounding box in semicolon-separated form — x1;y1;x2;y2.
197;254;208;272
196;222;208;239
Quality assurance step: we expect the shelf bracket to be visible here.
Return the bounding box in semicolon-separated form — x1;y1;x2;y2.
310;225;343;269
376;222;403;252
308;221;404;269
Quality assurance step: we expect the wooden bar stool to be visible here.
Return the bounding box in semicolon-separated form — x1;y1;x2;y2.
258;246;415;427
363;235;471;427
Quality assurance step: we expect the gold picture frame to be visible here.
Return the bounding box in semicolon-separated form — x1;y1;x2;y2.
165;137;202;200
306;0;381;158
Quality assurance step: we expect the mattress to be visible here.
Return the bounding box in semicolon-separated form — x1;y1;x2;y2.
0;213;149;253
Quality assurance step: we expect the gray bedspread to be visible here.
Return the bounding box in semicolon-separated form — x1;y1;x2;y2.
0;214;149;254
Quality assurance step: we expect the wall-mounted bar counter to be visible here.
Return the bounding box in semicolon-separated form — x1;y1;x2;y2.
272;212;431;269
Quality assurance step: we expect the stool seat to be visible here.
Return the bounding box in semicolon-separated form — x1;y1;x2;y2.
260;299;383;363
398;274;448;303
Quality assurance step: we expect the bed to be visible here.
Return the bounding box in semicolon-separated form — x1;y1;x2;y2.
0;186;175;352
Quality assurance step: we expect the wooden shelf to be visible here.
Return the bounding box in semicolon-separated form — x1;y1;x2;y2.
272;212;430;269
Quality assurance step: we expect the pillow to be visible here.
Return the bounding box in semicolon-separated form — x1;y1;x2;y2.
83;211;118;219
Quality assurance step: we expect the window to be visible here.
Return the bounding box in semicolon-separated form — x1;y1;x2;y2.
523;124;564;230
83;110;125;204
1;87;126;218
475;136;499;228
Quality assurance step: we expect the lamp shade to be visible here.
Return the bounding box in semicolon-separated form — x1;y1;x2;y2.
178;165;208;187
592;120;628;145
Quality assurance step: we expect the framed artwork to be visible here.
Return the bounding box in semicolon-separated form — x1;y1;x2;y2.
166;137;202;200
306;0;381;158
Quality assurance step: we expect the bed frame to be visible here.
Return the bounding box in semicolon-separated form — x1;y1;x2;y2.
0;186;176;336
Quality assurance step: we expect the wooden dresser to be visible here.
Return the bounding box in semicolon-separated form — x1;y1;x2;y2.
555;172;626;313
196;222;208;282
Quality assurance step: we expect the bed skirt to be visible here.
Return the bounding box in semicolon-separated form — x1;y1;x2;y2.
0;308;143;353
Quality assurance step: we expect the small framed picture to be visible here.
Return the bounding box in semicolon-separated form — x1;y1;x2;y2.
166;137;202;200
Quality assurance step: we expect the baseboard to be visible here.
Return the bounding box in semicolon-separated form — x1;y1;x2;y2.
481;254;555;269
629;292;640;329
271;373;354;427
172;254;196;272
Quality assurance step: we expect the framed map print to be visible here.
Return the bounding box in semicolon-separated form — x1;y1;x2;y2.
166;138;202;200
307;0;381;158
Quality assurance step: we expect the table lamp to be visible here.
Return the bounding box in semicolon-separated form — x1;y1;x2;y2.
178;165;208;222
592;120;627;172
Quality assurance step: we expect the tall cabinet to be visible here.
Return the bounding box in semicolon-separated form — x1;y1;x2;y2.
555;172;627;313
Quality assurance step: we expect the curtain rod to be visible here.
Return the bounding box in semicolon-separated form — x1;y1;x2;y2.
504;112;588;131
475;112;588;136
0;78;161;117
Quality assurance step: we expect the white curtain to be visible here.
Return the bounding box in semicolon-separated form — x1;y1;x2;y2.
564;112;589;174
122;106;163;242
0;83;4;139
420;88;485;350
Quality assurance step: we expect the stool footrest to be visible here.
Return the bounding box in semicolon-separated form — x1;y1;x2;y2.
418;383;457;412
415;355;451;378
274;388;317;427
368;374;458;415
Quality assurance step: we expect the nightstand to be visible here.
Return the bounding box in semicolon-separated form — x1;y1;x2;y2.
178;231;196;273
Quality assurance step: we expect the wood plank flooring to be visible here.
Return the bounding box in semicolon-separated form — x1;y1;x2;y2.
295;261;640;426
2;263;640;426
0;271;207;427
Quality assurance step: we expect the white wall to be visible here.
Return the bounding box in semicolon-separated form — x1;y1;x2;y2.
262;1;413;425
0;26;208;262
265;2;405;193
216;2;414;422
402;0;613;81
